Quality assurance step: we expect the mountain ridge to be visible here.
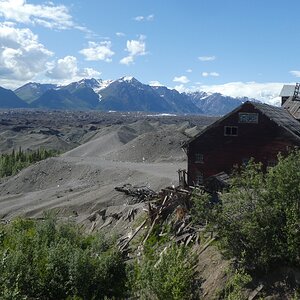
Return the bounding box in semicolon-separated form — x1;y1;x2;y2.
7;77;257;115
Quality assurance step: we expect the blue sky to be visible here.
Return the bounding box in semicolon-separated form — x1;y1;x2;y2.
0;0;300;104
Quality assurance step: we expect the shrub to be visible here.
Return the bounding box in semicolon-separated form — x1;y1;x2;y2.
191;151;300;272
220;268;252;300
0;216;127;299
130;244;199;300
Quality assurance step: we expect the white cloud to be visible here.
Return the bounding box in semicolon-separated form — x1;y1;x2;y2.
210;72;219;77
174;84;188;93
116;32;125;37
0;0;83;30
133;14;154;21
134;16;144;21
79;41;114;62
46;55;77;79
149;80;163;86
80;67;101;78
198;82;286;106
202;71;220;77
126;39;146;56
46;55;100;82
0;23;53;81
173;75;190;84
120;56;134;65
120;37;147;65
146;14;154;21
198;56;216;61
290;70;300;77
186;68;192;73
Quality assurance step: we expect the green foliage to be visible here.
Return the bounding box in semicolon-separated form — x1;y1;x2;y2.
220;268;252;300
291;290;300;300
0;216;127;299
0;147;60;178
190;191;219;226
130;244;199;300
192;151;300;272
143;224;172;258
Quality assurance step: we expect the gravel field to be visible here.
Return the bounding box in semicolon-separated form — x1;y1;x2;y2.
0;110;217;232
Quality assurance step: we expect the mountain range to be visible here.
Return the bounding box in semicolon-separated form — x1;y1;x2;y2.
0;77;254;115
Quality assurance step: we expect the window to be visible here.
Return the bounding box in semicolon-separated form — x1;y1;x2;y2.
195;153;203;163
195;172;203;185
224;126;238;136
238;113;259;123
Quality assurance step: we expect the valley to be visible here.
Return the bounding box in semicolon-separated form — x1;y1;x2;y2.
0;109;217;228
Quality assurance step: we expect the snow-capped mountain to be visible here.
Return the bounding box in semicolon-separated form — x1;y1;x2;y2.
96;76;201;113
187;91;257;115
10;77;257;114
61;78;113;94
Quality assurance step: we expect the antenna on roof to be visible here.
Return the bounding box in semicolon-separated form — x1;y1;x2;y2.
293;83;300;101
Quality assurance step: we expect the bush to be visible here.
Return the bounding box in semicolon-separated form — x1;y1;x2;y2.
0;216;127;299
130;244;199;300
220;268;252;300
192;151;300;272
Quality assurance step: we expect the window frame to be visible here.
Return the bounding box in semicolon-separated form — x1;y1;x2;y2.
238;112;259;124
224;126;238;136
195;153;204;163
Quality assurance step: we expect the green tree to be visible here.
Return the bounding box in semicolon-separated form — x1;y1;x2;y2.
193;151;300;272
0;148;60;178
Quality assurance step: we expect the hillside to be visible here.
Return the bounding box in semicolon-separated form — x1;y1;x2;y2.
0;110;298;299
0;86;28;108
14;82;56;103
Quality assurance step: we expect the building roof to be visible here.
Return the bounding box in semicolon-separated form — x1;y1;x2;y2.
282;96;300;120
252;101;300;138
280;85;295;97
184;101;300;147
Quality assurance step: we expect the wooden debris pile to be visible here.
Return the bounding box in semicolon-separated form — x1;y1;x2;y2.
117;185;207;253
115;183;157;204
144;186;202;246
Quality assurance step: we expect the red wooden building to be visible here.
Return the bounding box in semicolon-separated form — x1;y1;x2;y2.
184;101;300;186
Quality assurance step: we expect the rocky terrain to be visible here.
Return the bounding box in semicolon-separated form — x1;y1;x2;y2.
0;109;217;232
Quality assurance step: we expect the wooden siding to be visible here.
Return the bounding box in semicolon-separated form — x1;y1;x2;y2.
187;102;300;185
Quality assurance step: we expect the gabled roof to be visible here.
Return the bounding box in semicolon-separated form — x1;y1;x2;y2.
280;85;295;97
184;101;300;147
251;101;300;138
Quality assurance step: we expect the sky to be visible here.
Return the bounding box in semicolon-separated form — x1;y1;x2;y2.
0;0;300;104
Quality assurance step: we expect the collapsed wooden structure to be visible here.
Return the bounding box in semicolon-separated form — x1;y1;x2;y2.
116;184;209;254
